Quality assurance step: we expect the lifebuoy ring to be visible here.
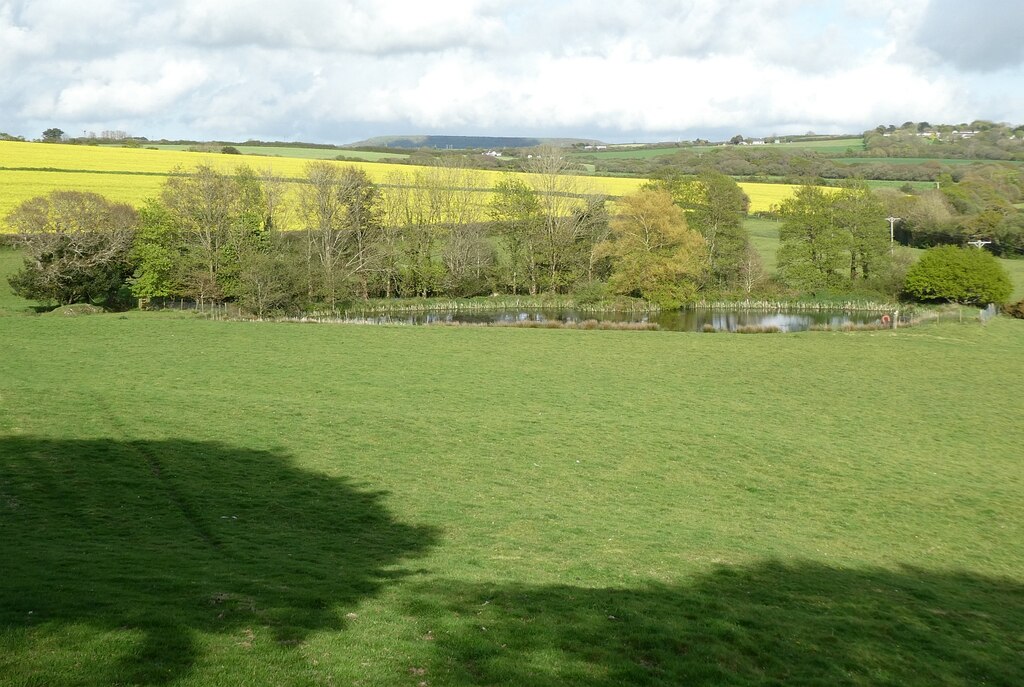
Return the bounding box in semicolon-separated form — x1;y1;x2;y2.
881;314;891;325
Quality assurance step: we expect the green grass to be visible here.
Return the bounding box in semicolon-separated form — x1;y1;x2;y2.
861;179;935;190
686;138;865;154
143;144;410;162
574;138;866;159
998;255;1024;301
571;147;685;160
744;216;782;273
833;157;1015;166
1;310;1022;686
2;240;1024;685
775;137;865;152
0;248;34;314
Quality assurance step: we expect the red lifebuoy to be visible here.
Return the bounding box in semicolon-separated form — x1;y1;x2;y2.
881;314;891;325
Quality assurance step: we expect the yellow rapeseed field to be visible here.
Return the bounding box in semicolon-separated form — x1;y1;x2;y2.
0;141;792;228
740;182;803;214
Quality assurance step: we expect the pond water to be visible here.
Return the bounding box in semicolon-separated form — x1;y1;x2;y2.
345;307;888;332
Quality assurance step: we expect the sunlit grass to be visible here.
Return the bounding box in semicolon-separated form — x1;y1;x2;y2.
1;307;1021;685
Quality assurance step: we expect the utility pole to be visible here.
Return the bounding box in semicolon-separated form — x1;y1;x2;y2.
886;216;900;254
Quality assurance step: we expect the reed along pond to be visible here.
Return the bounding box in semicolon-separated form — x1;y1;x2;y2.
344;307;888;332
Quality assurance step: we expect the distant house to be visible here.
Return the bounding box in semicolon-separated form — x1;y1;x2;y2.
483;150;502;157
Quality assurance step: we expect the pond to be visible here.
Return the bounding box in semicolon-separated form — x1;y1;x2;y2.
343;307;889;332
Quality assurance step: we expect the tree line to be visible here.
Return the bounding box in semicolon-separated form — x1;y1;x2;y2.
4;160;767;315
6;159;1013;315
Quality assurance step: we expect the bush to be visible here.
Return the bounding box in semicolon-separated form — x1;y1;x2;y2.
6;191;138;305
571;279;609;306
903;246;1012;305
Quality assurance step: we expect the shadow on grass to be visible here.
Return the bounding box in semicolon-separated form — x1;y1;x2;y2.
405;562;1024;686
0;436;439;685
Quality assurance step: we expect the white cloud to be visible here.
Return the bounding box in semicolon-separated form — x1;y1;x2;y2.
0;0;1020;142
171;0;506;53
46;58;210;119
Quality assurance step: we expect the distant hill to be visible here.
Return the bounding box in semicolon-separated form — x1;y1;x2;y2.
347;135;601;150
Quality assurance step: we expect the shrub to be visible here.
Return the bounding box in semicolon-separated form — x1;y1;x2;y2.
6;191;138;305
571;279;609;306
903;246;1012;305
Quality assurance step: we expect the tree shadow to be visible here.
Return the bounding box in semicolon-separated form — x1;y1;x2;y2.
404;561;1024;686
0;436;439;685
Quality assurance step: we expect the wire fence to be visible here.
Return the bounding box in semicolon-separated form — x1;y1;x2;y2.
898;303;999;328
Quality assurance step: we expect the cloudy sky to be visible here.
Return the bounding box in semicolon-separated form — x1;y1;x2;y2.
2;0;1022;144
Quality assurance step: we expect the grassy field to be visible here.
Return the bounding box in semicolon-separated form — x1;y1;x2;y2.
571;147;685;160
833;157;1016;167
143;144;412;162
1;295;1022;686
998;255;1024;300
0;247;35;314
774;137;865;153
861;179;935;190
744;216;782;274
688;138;866;154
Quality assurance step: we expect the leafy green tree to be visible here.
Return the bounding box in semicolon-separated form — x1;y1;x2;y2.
645;171;751;288
5;191;137;305
776;185;849;291
834;184;889;281
598;189;707;308
903;246;1012;304
161;165;238;303
128;199;182;301
234;236;303;318
689;171;751;288
41;128;64;143
490;174;542;294
158;164;273;303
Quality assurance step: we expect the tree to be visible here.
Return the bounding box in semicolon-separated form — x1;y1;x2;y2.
41;128;64;143
429;161;490;297
644;171;752;288
297;162;381;306
833;184;889;281
776;185;849;291
903;246;1012;304
490;174;543;295
598;189;707;308
6;191;138;305
527;147;599;292
233;236;303;319
128;199;182;302
737;244;767;295
159;164;272;304
160;165;238;303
